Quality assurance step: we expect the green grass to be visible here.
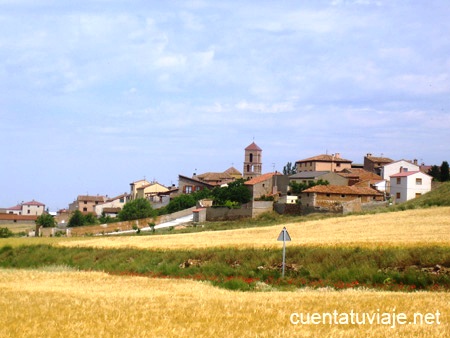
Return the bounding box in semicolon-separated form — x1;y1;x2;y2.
1;244;449;292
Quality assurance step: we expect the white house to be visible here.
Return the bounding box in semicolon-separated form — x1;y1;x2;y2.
381;160;420;193
94;193;130;217
4;200;45;216
389;171;432;203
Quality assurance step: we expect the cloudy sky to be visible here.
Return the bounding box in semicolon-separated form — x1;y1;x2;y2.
1;0;449;210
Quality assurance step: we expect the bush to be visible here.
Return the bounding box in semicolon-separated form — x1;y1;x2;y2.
118;198;156;221
0;227;13;238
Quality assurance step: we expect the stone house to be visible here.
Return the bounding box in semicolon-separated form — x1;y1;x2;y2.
301;185;384;209
363;153;394;175
244;172;288;200
295;153;352;173
68;195;106;215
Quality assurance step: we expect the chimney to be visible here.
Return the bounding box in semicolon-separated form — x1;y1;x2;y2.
400;166;403;173
335;153;341;159
367;153;372;158
413;159;418;165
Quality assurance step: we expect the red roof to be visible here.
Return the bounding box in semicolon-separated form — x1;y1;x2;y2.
245;142;262;151
390;171;421;177
303;185;383;196
22;200;45;207
0;214;38;221
245;172;281;186
296;154;352;163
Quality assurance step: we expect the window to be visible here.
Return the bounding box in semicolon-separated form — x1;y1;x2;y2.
27;210;30;214
326;193;331;197
84;201;87;204
249;153;253;163
185;186;192;194
341;195;346;198
83;207;88;212
337;163;341;167
416;178;422;185
396;192;401;199
396;178;401;184
120;198;124;203
415;193;422;198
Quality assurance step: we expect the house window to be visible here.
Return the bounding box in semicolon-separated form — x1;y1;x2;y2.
326;194;331;197
195;186;201;191
337;163;341;167
416;178;422;185
185;186;192;194
396;178;401;184
83;207;88;212
27;210;30;214
415;193;422;198
249;153;253;163
84;201;87;204
120;198;124;203
396;192;401;199
341;195;346;198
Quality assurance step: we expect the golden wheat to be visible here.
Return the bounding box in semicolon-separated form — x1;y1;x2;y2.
0;268;448;338
53;207;450;250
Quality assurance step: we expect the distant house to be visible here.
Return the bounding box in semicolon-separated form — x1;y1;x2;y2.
244;172;287;200
4;200;45;216
94;193;131;217
178;174;214;194
68;195;106;215
289;171;348;187
295;153;352;173
389;171;432;203
337;168;385;189
364;153;394;175
129;179;151;200
301;185;384;209
136;182;169;201
195;171;235;187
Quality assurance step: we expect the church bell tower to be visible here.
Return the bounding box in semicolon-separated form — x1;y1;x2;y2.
243;142;262;180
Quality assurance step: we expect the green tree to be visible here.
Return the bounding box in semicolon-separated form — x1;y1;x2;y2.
283;162;297;175
68;210;85;227
289;179;329;195
166;194;196;214
0;227;13;238
118;198;156;221
211;179;251;205
35;213;57;228
428;165;440;181
440;161;449;182
84;212;99;225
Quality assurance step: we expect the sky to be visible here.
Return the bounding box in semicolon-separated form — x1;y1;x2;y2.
1;0;449;211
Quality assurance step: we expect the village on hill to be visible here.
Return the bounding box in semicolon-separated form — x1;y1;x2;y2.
1;142;448;236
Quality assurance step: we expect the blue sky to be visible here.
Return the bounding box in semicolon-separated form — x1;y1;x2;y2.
1;0;449;210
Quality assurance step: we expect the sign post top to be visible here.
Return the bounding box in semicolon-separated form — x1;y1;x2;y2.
277;227;291;242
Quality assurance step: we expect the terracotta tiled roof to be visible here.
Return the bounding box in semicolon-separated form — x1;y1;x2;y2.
224;167;242;176
390;171;421;177
103;207;121;213
245;142;262;151
6;205;22;210
366;156;393;163
338;168;382;182
197;172;233;181
303;185;383;196
296;154;352;163
77;195;106;202
245;172;282;186
22;200;45;206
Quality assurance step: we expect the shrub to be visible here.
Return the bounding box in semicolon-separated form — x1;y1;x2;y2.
0;227;13;238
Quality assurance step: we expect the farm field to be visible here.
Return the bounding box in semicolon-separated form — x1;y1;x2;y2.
0;268;448;338
1;207;449;336
55;207;450;250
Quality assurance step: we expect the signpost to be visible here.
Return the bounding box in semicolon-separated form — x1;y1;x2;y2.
277;227;291;278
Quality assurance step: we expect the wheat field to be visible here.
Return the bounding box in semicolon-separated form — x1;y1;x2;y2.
0;268;448;338
56;207;450;250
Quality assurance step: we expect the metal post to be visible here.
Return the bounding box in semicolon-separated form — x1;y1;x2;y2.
282;236;286;278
